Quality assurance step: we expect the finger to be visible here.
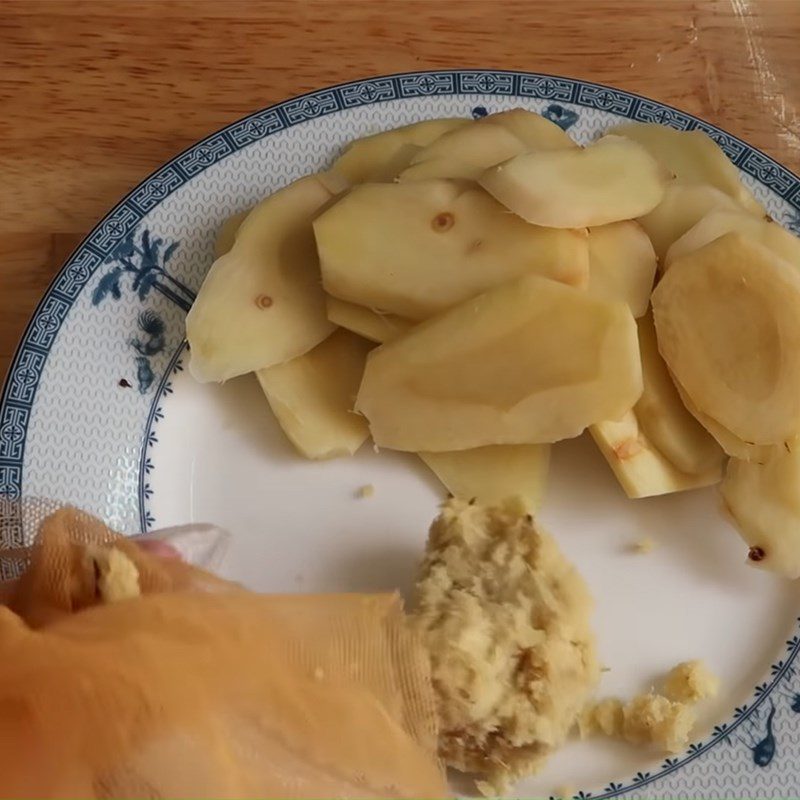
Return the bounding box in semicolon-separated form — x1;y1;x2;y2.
135;540;181;560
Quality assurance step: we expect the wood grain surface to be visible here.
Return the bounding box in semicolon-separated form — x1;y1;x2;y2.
2;0;799;380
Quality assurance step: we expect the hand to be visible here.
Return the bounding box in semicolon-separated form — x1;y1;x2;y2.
135;539;181;560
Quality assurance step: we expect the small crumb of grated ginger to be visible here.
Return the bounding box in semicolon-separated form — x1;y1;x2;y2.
87;546;140;603
663;660;719;703
356;484;375;499
580;693;693;753
579;661;720;754
578;697;624;738
630;536;657;554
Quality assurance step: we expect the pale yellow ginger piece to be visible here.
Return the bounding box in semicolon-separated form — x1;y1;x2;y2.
213;209;249;259
579;698;624;738
622;692;696;753
581;662;719;755
187;173;343;382
325;296;412;344
256;329;372;460
663;660;719;703
330;118;467;183
357;274;641;452
593;697;625;736
590;311;724;499
721;447;800;578
580;693;694;752
86;546;140;603
355;484;375;499
419;443;550;512
630;537;657;554
610;122;763;214
413;498;599;795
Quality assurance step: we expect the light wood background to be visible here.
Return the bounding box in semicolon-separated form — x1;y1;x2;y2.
2;0;799;381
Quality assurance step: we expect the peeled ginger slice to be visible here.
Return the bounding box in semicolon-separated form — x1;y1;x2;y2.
213;209;250;259
637;182;740;263
401;121;529;181
721;449;800;578
478;108;577;150
665;208;800;269
591;411;721;499
325;297;412;344
256;329;372;460
187;174;342;382
330;117;467;183
399;109;575;182
479;134;668;228
590;313;723;498
356;275;642;452
349;142;423;182
315;179;589;320
634;311;724;476
652;232;800;446
672;377;780;464
587;221;657;318
420;444;550;511
398;156;486;182
610;122;762;214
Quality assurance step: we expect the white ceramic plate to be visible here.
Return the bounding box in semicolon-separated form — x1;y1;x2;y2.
3;71;800;799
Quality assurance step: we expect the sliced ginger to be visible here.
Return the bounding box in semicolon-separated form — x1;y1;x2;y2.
479;108;577;150
187;174;344;382
419;444;550;511
587;221;657;318
480;134;668;228
721;448;800;578
399;121;528;181
591;313;724;498
399;108;575;181
637;182;740;263
330;117;467;183
611;122;763;214
315;179;589;320
672;378;780;463
357;274;641;452
256;329;372;460
652;233;800;446
325;297;412;344
213;210;250;259
665;207;800;269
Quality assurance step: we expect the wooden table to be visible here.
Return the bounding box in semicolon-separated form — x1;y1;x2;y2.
2;0;799;380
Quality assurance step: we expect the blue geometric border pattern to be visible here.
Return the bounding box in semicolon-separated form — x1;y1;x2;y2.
575;82;637;116
2;72;800;798
632;99;694;130
129;165;185;213
284;90;342;123
519;74;574;101
227;109;284;148
176;133;235;177
340;78;396;107
459;71;515;95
